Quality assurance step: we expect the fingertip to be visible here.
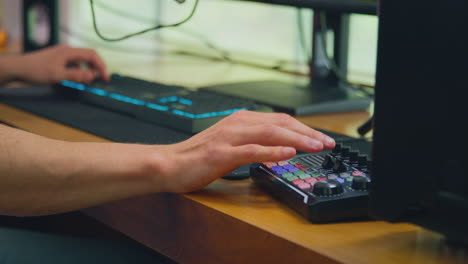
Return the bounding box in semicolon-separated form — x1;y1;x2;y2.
83;71;95;84
280;147;296;159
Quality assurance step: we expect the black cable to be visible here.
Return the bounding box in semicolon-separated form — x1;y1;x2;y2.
357;115;374;136
89;0;199;42
317;12;375;97
91;0;231;61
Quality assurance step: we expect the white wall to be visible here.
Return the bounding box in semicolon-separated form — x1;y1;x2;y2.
1;0;378;85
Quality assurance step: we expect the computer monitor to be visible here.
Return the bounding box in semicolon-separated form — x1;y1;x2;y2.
201;0;378;115
370;0;468;245
239;0;376;15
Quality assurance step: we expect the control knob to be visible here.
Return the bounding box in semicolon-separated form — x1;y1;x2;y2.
351;176;370;190
340;147;351;157
332;143;343;154
349;151;360;163
322;154;336;169
312;180;344;196
357;155;368;167
333;159;347;173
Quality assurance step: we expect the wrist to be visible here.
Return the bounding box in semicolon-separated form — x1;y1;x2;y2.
0;55;25;82
142;145;179;193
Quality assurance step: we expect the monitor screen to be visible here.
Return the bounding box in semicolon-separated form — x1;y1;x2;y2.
238;0;377;15
370;0;468;244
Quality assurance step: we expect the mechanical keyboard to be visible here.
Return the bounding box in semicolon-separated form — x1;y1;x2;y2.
58;74;272;133
250;139;371;222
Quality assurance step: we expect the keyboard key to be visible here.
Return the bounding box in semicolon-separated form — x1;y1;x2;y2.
305;177;317;185
297;182;311;191
292;179;305;185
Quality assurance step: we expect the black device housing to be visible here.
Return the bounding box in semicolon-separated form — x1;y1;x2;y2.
22;0;59;52
370;0;468;244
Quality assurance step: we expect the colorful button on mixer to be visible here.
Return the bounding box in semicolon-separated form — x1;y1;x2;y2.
292;179;304;185
294;170;306;176
336;177;345;184
288;167;300;173
263;162;276;167
305;177;317;185
271;166;282;171
282;172;294;178
297;182;311;191
278;161;289;166
294;163;304;168
283;164;296;170
287;176;299;182
352;171;365;176
276;169;287;175
340;172;351;178
311;172;321;178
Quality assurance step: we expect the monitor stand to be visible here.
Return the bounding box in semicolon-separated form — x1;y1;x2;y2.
199;12;372;116
199;77;371;116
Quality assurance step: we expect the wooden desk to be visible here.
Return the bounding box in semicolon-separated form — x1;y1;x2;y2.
1;52;466;264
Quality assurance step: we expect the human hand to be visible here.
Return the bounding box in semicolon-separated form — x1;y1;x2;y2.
13;45;109;84
154;111;335;193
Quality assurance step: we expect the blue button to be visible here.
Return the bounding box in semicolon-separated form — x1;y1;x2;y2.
336;177;345;183
283;164;295;170
271;166;282;171
288;167;299;173
275;169;287;175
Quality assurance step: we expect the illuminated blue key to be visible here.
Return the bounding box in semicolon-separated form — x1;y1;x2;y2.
146;103;168;111
336;177;345;184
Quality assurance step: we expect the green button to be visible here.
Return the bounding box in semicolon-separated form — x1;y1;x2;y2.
286;176;299;182
299;174;310;180
311;172;321;178
281;172;294;178
293;170;305;176
288;160;298;165
346;177;353;182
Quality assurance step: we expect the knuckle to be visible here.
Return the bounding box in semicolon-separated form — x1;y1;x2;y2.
275;113;293;126
242;145;259;159
260;124;277;138
204;145;226;163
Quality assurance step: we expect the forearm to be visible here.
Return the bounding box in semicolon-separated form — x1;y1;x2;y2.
0;124;166;216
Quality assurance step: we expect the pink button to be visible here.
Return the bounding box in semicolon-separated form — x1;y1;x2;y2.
262;162;277;168
292;179;305;185
305;177;317;185
278;161;289;166
317;177;327;181
298;182;311;190
352;171;364;176
294;163;304;168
